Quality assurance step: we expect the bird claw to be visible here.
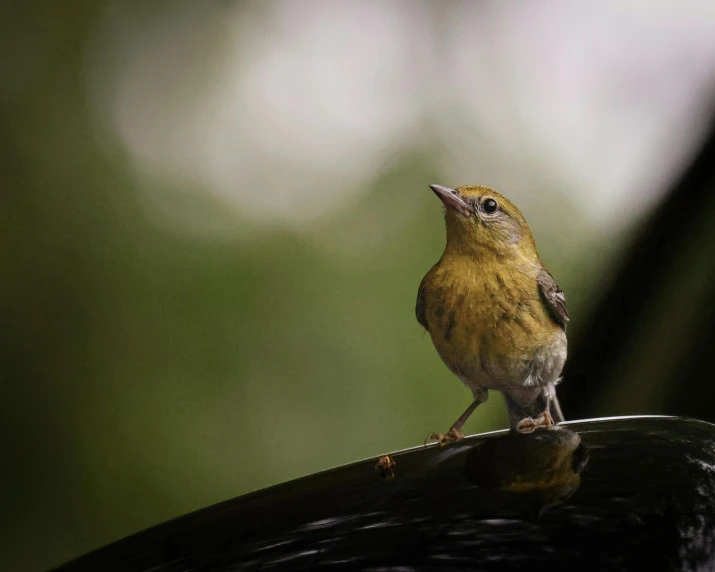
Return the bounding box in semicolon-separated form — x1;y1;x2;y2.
516;408;555;434
424;427;465;446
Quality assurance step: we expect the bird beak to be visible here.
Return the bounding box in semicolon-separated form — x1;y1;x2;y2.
429;184;471;216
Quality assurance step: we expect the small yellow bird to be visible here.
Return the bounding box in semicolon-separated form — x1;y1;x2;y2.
417;184;568;444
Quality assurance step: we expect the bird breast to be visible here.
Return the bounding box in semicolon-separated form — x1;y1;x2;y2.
423;262;566;393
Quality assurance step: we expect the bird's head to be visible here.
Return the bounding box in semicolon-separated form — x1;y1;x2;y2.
429;184;538;258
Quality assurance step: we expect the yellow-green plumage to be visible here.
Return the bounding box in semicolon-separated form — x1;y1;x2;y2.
418;185;568;442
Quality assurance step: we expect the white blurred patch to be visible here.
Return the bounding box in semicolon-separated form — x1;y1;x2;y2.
86;0;433;227
85;0;715;235
440;0;715;227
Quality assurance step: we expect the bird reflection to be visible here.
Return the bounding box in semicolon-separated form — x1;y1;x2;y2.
464;427;589;518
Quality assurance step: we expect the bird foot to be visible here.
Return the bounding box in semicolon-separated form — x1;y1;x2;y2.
516;409;555;434
424;427;465;446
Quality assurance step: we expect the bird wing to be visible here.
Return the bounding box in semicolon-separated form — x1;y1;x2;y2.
416;277;429;331
538;268;569;328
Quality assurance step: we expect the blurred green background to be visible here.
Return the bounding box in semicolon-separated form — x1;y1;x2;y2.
3;1;715;570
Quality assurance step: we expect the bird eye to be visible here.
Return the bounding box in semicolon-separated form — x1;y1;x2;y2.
482;198;499;214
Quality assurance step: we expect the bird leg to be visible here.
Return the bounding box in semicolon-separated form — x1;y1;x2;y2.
509;385;560;434
425;390;487;446
424;427;465;446
515;407;555;434
548;386;565;423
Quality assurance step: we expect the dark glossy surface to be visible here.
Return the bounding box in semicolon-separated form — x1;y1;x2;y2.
53;417;715;571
